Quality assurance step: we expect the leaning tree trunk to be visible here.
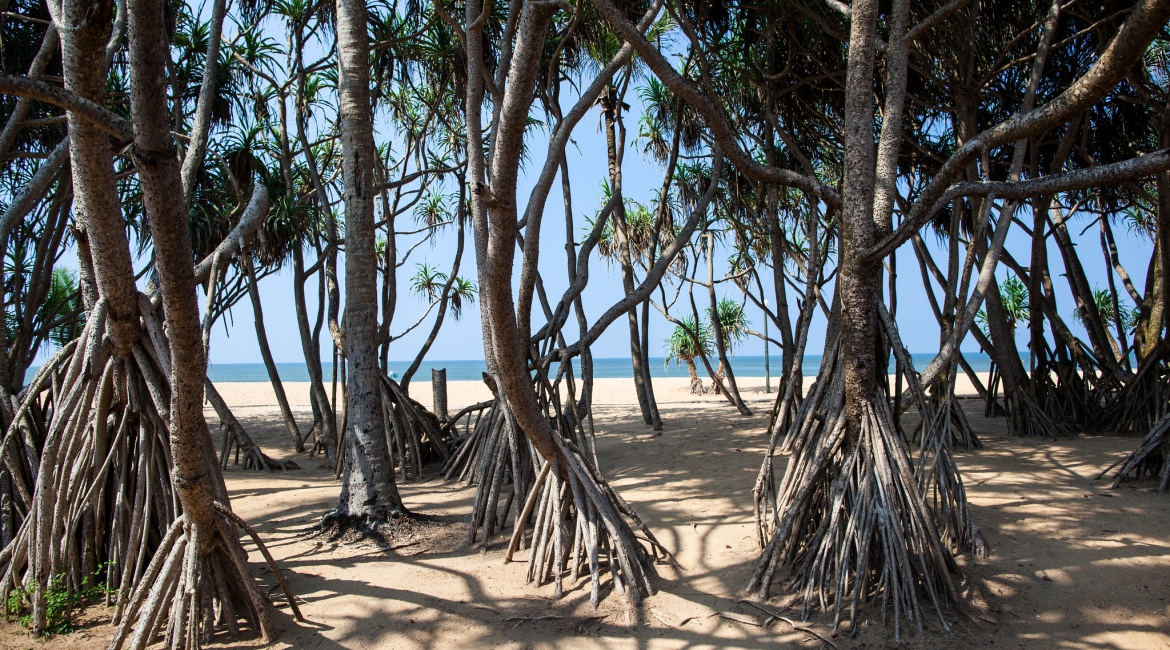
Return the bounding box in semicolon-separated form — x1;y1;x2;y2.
324;0;408;532
1105;103;1170;486
705;234;751;416
1;0;152;634
244;255;304;452
293;247;336;458
684;359;703;394
109;2;298;645
466;0;664;605
602;91;660;429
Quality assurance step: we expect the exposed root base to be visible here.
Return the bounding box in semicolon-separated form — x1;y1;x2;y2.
1101;344;1169;435
379;374;451;480
1001;388;1067;438
752;338;975;637
505;435;666;608
312;510;421;546
108;513;277;650
751;397;961;637
450;372;663;606
911;397;980;450
916;397;989;559
0;301;184;635
1100;411;1170;492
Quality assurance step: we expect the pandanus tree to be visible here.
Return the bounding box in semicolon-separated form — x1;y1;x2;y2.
664;315;711;394
434;0;738;603
0;0;303;642
706;295;748;387
316;0;412;531
591;0;1170;628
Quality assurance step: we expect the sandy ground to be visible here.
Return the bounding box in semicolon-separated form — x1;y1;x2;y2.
206;372;990;411
2;375;1169;650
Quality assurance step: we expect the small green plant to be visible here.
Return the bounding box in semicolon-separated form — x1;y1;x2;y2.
7;563;113;636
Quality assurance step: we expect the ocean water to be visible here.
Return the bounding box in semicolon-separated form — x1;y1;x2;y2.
201;352;999;383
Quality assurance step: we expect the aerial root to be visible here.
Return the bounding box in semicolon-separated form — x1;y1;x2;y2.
0;300;185;634
1101;343;1169;435
1100;411;1170;492
505;434;665;608
1001;387;1066;438
440;399;501;485
379;374;451;480
915;395;988;559
107;509;281;650
751;395;961;638
208;382;300;472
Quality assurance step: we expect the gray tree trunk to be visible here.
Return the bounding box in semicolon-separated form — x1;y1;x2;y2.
293;247;336;454
332;0;406;522
837;0;881;439
602;91;659;427
126;0;231;519
60;0;140;354
706;234;751;416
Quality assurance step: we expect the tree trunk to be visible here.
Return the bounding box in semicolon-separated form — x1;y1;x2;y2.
329;0;406;525
1158;105;1170;342
639;297;663;429
601;90;657;427
1029;195;1051;385
767;212;796;393
751;0;965;626
118;0;280;643
61;0;139;354
685;358;703;394
379;186;399;371
293;247;336;455
561;158;595;421
1051;207;1121;369
706;234;751;416
837;0;881;443
245;255;304;451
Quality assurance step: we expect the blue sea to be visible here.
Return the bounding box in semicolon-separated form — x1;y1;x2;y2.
201;353;999;383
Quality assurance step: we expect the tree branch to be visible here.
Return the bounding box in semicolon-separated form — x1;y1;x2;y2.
0;75;132;140
192;185;269;285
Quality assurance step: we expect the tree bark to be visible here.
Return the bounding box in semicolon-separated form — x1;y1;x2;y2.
837;0;881;441
1158;105;1170;343
705;234;751;416
293;247;336;454
126;0;230;522
602;89;659;428
332;0;406;522
60;0;140;354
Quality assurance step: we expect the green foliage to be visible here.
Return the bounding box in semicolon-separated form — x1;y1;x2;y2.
449;277;477;321
45;268;83;348
413;192;451;229
1073;287;1141;332
976;275;1029;335
409;263;475;319
665;316;712;366
7;564;113;636
410;262;447;301
706;297;750;353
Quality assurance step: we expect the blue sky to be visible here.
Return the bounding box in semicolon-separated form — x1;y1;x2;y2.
203;92;1156;367
33;7;1154;370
